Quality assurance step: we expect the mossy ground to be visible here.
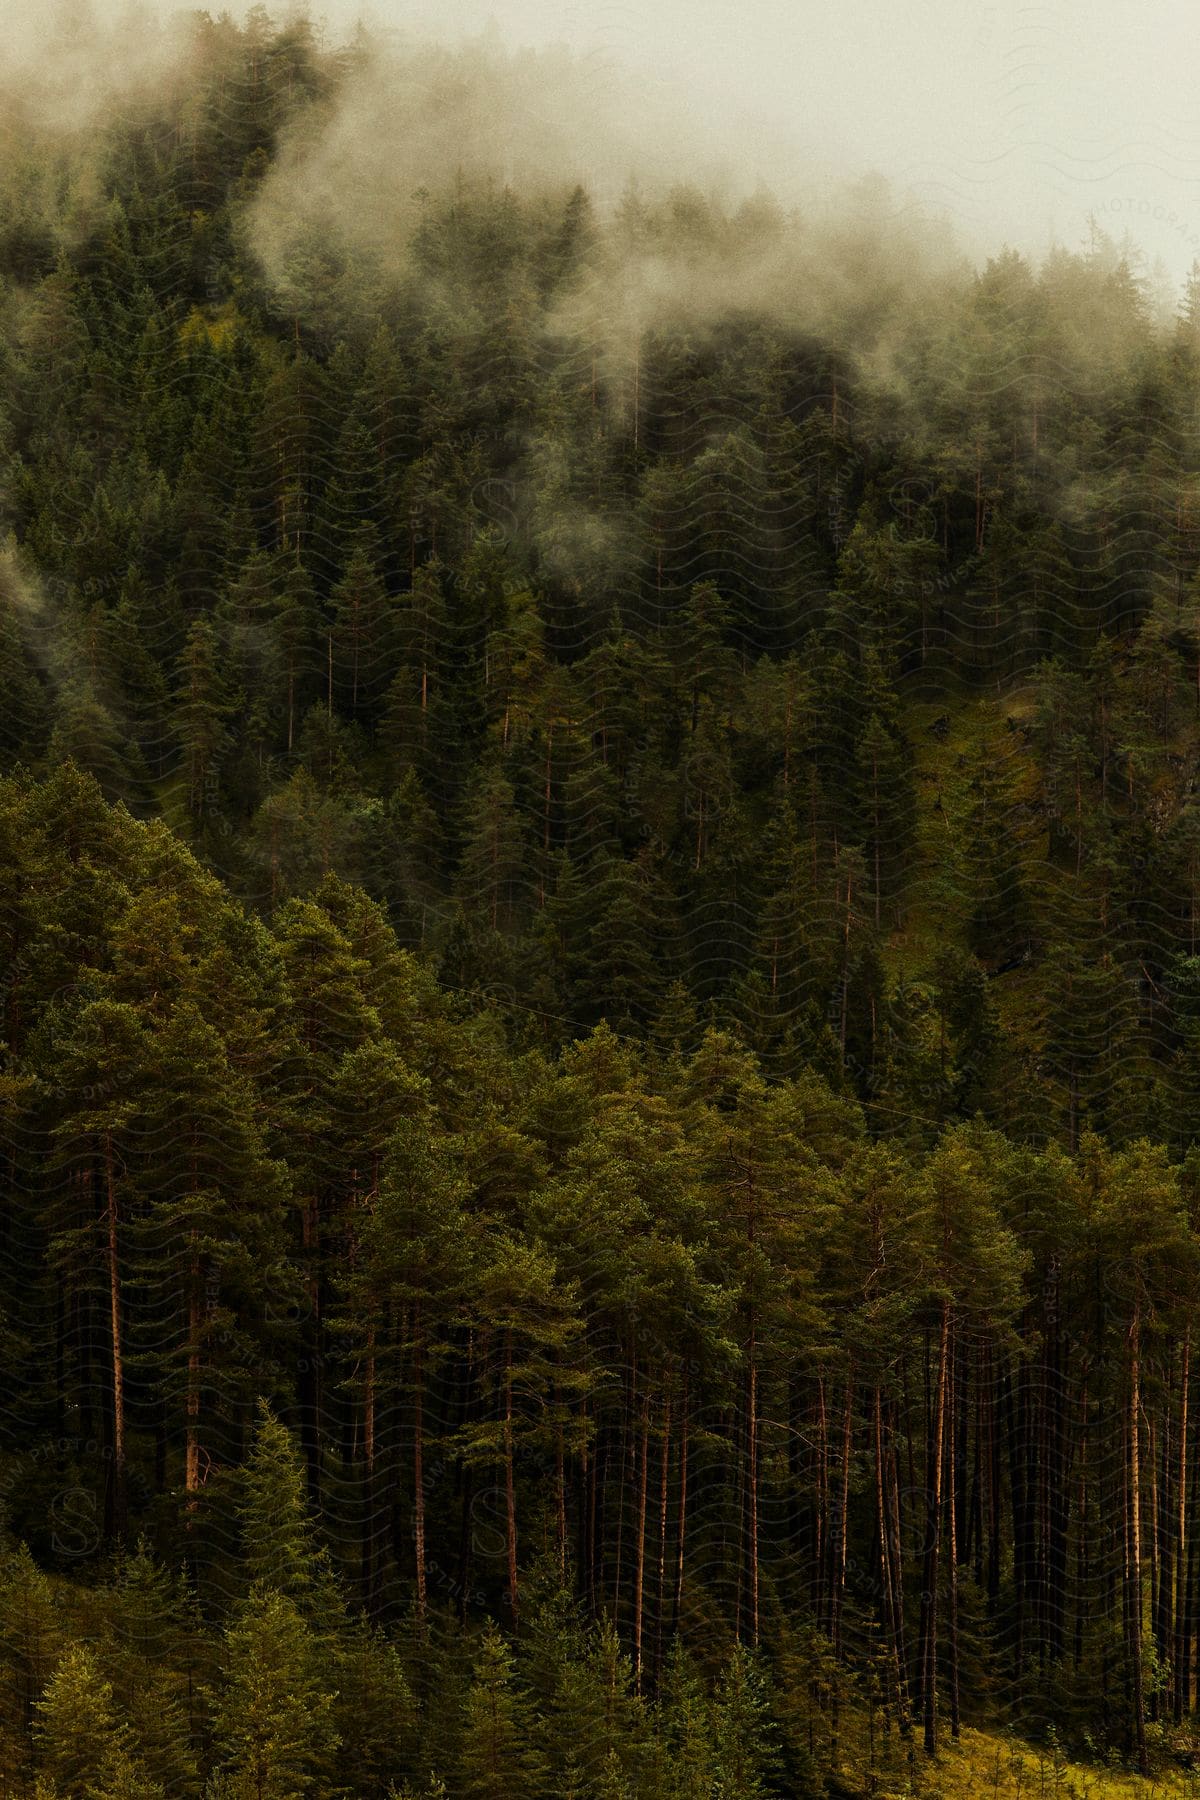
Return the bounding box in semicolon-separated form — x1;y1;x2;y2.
905;1727;1199;1799
831;1724;1200;1799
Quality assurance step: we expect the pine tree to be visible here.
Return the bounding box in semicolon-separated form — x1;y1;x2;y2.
0;1547;63;1777
236;1405;343;1632
855;710;913;928
329;537;394;722
209;1589;339;1800
130;1003;287;1517
455;1625;546;1800
173;615;234;824
654;1643;718;1800
456;763;532;936
49;999;154;1541
102;1548;203;1797
329;1617;416;1795
35;1646;161;1799
458;1239;586;1632
354;1117;471;1615
712;1646;781;1800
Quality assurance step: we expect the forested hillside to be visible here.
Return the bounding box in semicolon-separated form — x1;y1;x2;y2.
6;9;1200;1795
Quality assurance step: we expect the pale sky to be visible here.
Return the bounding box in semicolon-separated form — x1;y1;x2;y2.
21;0;1200;287
327;0;1200;286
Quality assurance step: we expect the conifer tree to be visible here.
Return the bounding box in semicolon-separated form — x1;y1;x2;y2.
209;1589;339;1800
237;1405;343;1633
455;1624;546;1800
35;1646;161;1799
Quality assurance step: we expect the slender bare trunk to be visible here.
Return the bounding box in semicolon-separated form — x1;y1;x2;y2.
1177;1330;1191;1722
946;1343;960;1739
1130;1305;1148;1776
504;1328;519;1630
413;1307;427;1624
673;1374;689;1632
816;1376;829;1626
921;1303;950;1757
185;1237;201;1513
748;1334;760;1647
363;1322;377;1604
555;1409;567;1583
103;1132;126;1539
833;1368;854;1656
633;1402;650;1688
655;1395;672;1687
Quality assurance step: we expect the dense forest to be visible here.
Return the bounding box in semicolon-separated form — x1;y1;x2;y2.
8;7;1200;1795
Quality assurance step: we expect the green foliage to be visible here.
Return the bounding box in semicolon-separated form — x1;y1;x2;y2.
455;1625;547;1800
237;1406;344;1632
8;13;1200;1796
35;1646;162;1799
209;1589;339;1799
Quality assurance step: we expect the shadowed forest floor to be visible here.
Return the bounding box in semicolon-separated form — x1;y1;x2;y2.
836;1725;1200;1799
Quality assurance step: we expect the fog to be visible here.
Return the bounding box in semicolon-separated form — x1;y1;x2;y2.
353;0;1200;288
7;0;1200;289
270;0;1200;287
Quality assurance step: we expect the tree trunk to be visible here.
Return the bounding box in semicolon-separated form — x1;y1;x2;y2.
614;1358;633;1623
185;1237;201;1516
362;1322;378;1606
585;1401;598;1618
413;1307;427;1625
946;1343;960;1740
833;1367;854;1660
673;1375;689;1632
839;872;853;1066
1186;1430;1200;1716
815;1376;829;1628
920;1302;950;1758
504;1328;519;1631
1178;1329;1191;1722
1129;1305;1149;1776
655;1394;672;1688
875;1387;909;1731
633;1401;650;1688
747;1332;761;1647
887;1401;913;1734
103;1132;127;1540
986;1344;1001;1605
299;1194;321;1508
1006;1345;1033;1673
1153;1409;1169;1719
555;1409;567;1583
1075;1378;1089;1672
